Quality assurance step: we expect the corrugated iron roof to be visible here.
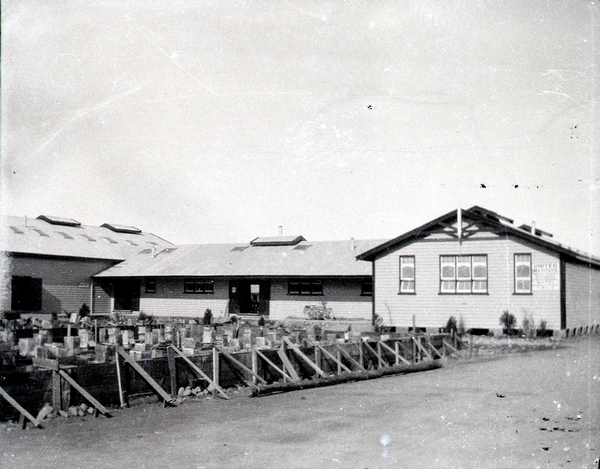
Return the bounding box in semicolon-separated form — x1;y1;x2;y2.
1;215;172;261
95;238;384;278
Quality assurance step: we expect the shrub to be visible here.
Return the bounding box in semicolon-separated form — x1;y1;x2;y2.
499;310;517;336
522;311;535;339
445;316;458;334
538;319;548;337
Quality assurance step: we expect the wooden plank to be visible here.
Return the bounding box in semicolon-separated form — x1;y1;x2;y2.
169;346;229;400
116;347;175;405
379;340;410;365
362;340;390;368
0;386;43;429
336;345;366;371
277;348;301;382
212;347;220;398
251;350;258;385
115;353;126;407
255;349;292;382
216;347;268;385
317;345;352;373
442;339;460;356
52;370;62;411
57;370;111;417
251;359;445;397
428;339;444;359
167;346;178;398
282;338;328;379
413;337;432;361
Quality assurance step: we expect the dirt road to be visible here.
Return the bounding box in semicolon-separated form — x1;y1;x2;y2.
2;336;599;469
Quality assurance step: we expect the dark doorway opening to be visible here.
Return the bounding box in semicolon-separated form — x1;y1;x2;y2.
229;279;270;316
114;279;140;311
11;276;42;311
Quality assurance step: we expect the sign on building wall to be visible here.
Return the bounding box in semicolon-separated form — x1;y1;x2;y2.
532;262;560;290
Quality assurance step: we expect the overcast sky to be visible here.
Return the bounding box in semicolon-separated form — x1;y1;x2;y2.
2;0;599;255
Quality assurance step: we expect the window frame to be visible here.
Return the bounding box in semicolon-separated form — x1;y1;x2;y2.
361;277;373;296
514;253;532;294
439;254;488;295
399;256;416;294
183;278;214;294
145;278;157;294
288;279;324;296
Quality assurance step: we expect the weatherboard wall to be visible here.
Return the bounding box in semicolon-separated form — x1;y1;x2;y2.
564;260;600;329
3;255;115;314
373;232;562;331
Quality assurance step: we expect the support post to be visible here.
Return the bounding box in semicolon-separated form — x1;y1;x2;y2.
52;370;62;411
115;353;126;407
57;370;111;417
213;347;220;398
251;349;258;386
282;338;328;379
0;387;43;429
167;346;178;398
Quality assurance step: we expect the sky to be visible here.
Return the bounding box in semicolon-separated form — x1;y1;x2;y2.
2;0;599;255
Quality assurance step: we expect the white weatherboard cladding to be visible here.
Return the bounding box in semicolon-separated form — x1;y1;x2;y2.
374;235;561;330
564;261;600;329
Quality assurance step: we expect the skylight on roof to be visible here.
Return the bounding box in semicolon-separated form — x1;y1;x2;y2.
9;226;24;234
101;223;142;234
231;246;250;252
56;231;73;239
250;235;306;246
37;215;81;227
293;244;312;251
101;236;118;244
124;239;138;246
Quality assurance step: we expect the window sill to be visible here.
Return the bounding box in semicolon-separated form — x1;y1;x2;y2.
513;292;533;296
438;292;489;296
183;292;214;295
287;293;324;296
398;292;416;295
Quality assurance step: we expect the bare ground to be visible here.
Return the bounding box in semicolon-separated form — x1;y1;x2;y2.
2;335;599;469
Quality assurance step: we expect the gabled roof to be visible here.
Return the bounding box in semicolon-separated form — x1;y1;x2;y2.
357;206;600;267
1;215;172;261
94;238;385;278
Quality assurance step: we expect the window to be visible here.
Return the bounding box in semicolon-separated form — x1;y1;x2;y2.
184;278;214;294
288;279;323;295
440;255;487;294
145;278;156;293
11;276;42;311
400;256;415;293
514;254;532;294
361;278;373;296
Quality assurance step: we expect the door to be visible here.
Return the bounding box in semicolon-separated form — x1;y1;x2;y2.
113;279;140;311
229;279;270;316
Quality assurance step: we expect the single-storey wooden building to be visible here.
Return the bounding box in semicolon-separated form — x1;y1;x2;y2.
93;236;382;321
357;206;600;336
0;215;172;316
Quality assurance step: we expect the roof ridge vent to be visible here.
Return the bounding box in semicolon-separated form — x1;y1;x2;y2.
37;215;81;227
101;223;142;234
250;235;306;246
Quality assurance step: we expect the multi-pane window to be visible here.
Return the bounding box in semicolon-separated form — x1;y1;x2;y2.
440;255;487;294
184;278;214;294
288;279;323;295
361;278;373;296
400;256;416;293
514;254;532;294
145;278;156;293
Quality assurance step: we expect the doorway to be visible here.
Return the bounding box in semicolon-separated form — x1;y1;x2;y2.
113;279;140;311
229;279;270;316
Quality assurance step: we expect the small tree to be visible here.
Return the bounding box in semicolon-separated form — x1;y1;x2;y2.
499;310;517;336
522;310;535;339
445;316;458;334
